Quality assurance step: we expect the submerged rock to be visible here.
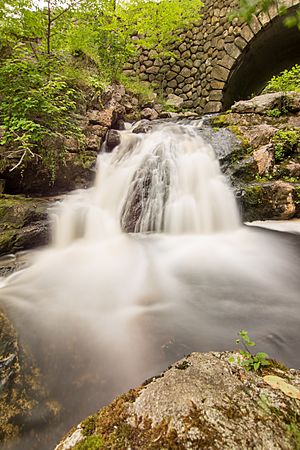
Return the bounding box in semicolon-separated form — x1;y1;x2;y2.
55;352;300;450
0;310;60;449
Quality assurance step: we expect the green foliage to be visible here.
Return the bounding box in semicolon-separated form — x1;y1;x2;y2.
272;129;299;162
265;108;282;118
230;330;270;372
264;65;300;93
0;0;203;180
74;435;103;450
0;48;83;180
231;0;300;29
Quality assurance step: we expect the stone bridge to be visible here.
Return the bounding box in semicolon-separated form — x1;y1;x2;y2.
124;0;300;113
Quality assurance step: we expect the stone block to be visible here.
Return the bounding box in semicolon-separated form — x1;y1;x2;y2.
211;65;230;81
219;54;235;70
209;90;223;101
204;101;223;113
146;66;160;74
225;43;241;59
240;25;255;43
166;71;177;81
180;67;192;78
234;36;247;50
249;15;262;34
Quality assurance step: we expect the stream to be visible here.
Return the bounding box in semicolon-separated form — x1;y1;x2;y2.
0;120;299;449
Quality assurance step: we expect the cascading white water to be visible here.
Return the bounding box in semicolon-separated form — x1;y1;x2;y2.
52;122;239;248
0;120;299;450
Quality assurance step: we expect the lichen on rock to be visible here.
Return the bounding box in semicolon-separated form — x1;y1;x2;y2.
55;352;300;450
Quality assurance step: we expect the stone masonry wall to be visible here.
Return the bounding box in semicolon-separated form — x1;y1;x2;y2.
123;0;300;114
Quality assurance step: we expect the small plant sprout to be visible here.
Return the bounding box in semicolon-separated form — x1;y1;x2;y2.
230;330;271;372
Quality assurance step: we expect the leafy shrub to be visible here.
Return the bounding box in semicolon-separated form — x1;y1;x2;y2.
264;64;300;93
230;330;270;372
0;48;83;181
272;129;299;162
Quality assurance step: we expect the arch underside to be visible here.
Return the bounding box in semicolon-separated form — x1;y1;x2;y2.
223;6;300;109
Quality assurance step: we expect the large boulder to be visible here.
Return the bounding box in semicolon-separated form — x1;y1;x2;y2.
55;352;300;450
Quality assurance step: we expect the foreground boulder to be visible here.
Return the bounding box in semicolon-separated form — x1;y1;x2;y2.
55;352;300;450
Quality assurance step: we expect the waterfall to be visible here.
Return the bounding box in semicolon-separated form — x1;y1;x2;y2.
0;120;299;450
52;122;239;248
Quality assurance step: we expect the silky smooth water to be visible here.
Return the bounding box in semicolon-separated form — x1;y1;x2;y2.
0;121;299;449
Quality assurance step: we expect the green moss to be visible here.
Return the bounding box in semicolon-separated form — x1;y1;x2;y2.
211;114;229;128
272;128;299;162
74;436;103;450
295;186;300;205
81;416;97;437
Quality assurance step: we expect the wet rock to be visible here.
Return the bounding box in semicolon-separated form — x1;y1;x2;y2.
241;181;297;221
105;130;121;152
55;352;300;450
132;120;153;134
140;108;159;120
231;156;258;182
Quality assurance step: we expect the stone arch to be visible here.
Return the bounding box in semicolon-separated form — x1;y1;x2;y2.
124;0;300;114
220;3;300;110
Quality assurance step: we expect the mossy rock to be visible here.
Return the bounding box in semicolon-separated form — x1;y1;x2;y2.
55;352;300;450
0;195;50;255
240;181;298;221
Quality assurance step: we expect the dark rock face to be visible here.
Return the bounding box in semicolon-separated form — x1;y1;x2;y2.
212;92;300;221
0;195;51;256
55;352;300;450
105;130;121;152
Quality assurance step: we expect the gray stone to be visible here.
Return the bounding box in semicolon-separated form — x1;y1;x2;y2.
204;101;223;113
180;67;192;78
165;71;177;81
166;94;184;109
55;352;300;450
178;42;187;53
167;79;177;88
232;92;284;114
211;65;230;81
182;50;191;59
234;36;247;50
285;92;300;112
240;25;254;42
219;54;235;70
146;65;159;74
141;108;159;120
105;130;121;152
176;75;185;83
